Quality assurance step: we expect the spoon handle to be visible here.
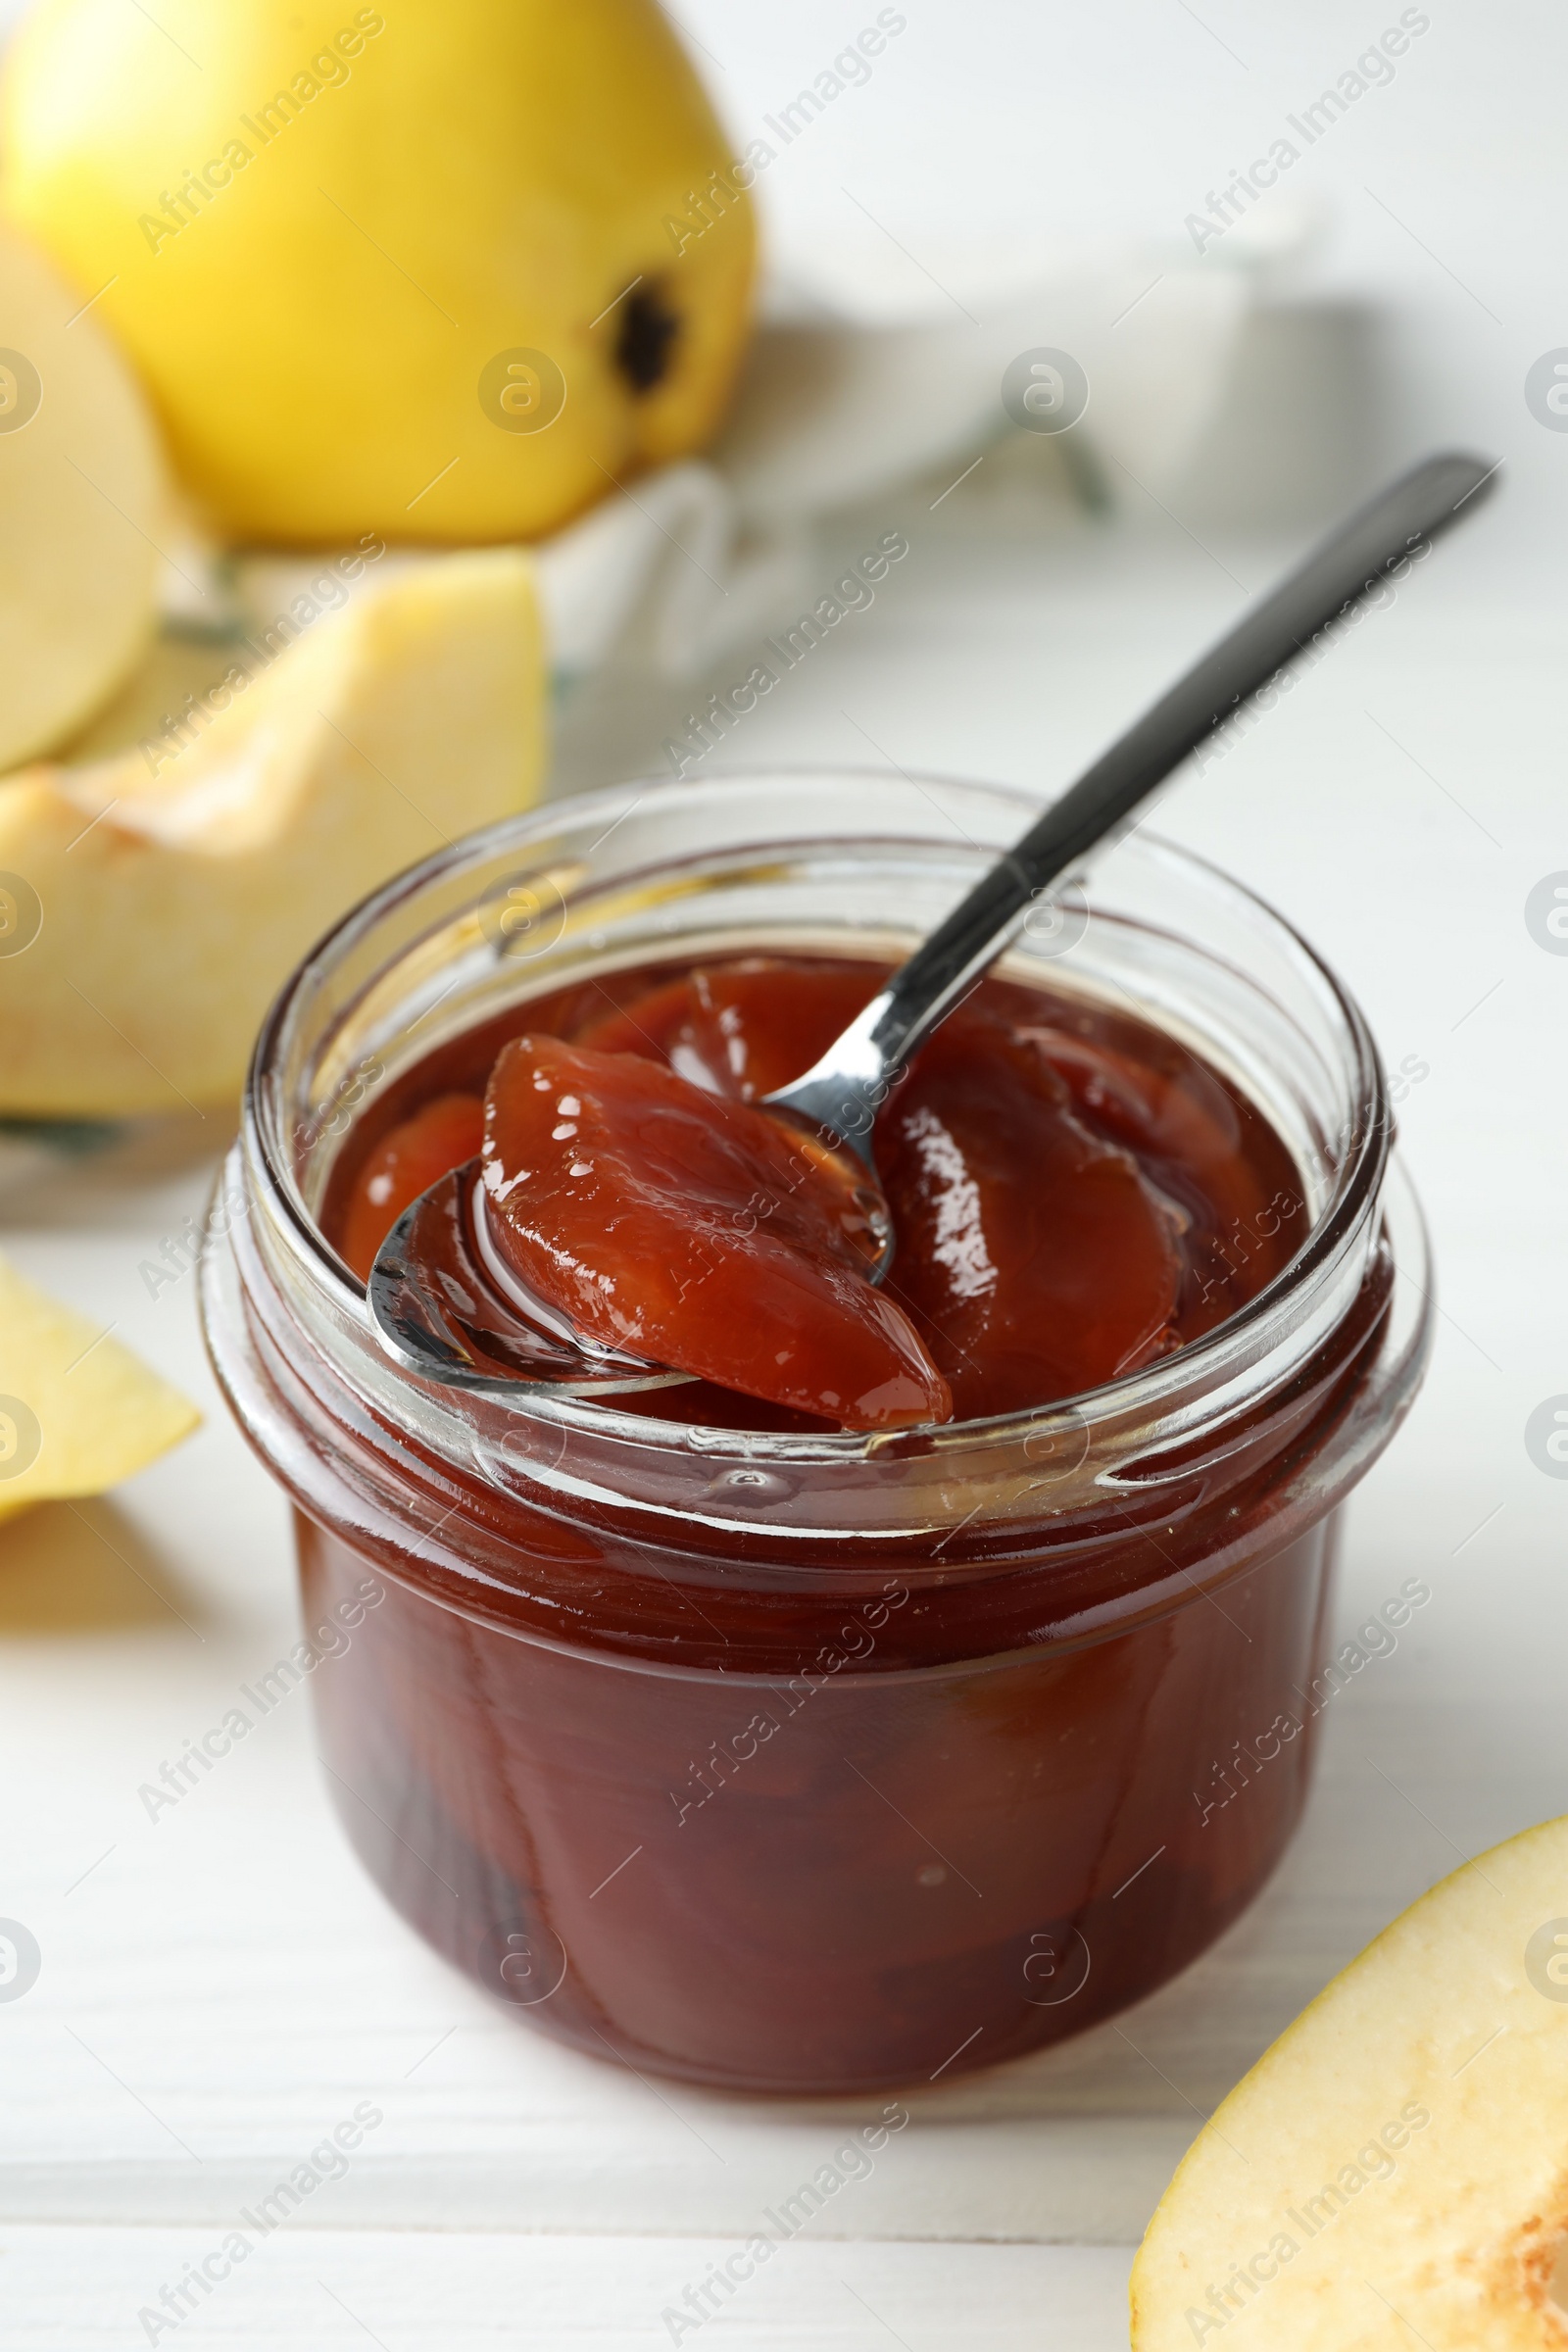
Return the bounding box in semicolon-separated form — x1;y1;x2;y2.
775;449;1496;1144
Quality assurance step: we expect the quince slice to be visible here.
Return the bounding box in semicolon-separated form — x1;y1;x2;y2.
0;1249;197;1525
0;217;168;768
0;547;545;1114
1131;1813;1568;2349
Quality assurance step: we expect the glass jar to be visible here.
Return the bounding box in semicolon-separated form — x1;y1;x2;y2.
199;770;1429;2094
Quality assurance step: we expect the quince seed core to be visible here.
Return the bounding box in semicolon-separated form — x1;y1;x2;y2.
616;284;680;393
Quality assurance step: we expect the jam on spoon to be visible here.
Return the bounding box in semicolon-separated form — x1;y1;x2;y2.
476;1032;951;1430
569;960;1192;1418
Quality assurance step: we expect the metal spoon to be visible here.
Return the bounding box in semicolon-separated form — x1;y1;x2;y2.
368;449;1495;1399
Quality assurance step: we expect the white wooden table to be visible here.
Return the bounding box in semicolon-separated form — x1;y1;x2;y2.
4;489;1559;2347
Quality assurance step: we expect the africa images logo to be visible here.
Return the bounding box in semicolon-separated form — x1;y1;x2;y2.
0;1919;41;2002
1525;1919;1568;2003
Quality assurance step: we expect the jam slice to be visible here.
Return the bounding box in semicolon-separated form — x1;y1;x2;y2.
879;1008;1183;1417
338;1092;483;1282
478;1035;952;1430
575;959;881;1102
582;966;1185;1417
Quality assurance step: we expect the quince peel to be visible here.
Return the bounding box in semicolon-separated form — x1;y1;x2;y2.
0;1248;198;1525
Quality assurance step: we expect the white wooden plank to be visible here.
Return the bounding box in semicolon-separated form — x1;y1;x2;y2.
0;2227;1135;2350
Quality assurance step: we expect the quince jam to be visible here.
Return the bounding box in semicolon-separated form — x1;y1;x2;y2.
192;696;1442;2102
329;955;1301;1426
226;940;1415;2095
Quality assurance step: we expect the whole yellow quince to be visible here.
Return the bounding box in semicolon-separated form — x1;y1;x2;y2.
1;0;756;545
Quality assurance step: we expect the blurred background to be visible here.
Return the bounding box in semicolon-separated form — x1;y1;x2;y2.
673;0;1553;480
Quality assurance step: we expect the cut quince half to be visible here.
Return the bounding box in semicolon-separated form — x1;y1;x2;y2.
0;1249;197;1525
0;217;168;769
0;548;545;1114
1131;1812;1568;2350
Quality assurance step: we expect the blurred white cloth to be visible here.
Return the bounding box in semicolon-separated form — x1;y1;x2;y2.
534;248;1250;683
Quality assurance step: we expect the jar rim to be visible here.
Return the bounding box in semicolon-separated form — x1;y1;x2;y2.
237;768;1393;1484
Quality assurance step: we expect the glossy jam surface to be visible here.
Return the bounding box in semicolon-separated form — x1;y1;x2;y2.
338;1092;483;1289
330;955;1302;1426
479;1034;951;1427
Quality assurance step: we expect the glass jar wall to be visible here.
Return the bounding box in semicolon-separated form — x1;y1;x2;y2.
200;772;1429;2092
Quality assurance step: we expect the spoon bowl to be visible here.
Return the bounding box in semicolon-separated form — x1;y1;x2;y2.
368;1153;697;1398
